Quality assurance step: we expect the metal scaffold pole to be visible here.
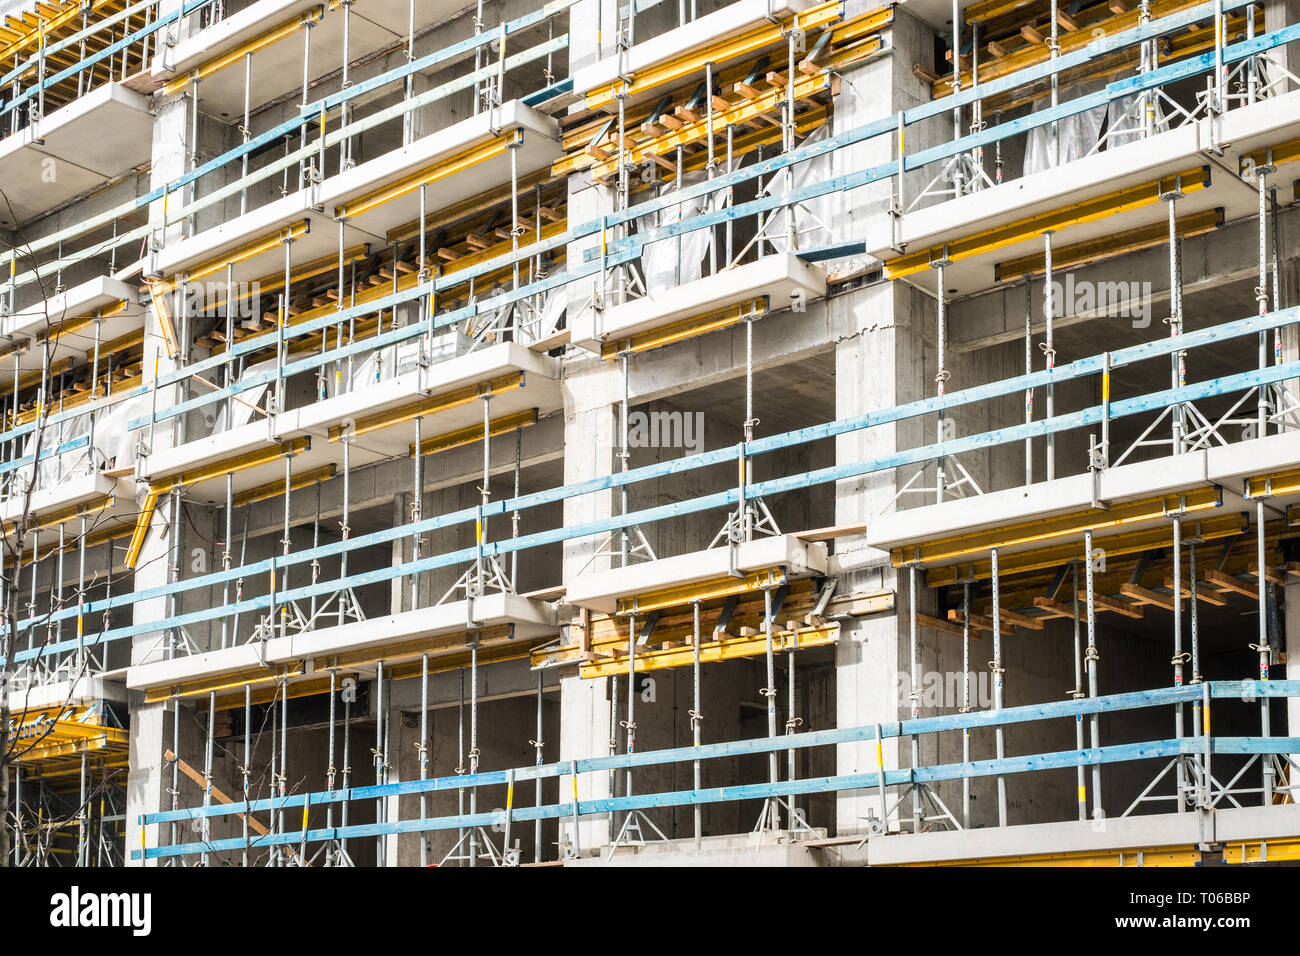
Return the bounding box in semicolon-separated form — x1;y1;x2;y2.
991;547;1007;827
960;580;972;828
1084;530;1103;819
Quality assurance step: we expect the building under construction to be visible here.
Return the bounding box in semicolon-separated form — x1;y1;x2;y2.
1;0;1299;868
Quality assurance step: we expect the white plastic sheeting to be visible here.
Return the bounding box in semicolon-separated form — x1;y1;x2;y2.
1023;82;1108;176
207;358;275;435
761;125;834;254
636;165;733;294
93;392;149;471
19;412;93;494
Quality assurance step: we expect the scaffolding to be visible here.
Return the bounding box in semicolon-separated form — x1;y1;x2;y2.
3;0;1300;869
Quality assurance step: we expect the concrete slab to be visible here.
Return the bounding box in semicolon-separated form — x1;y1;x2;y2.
871;90;1300;297
5;674;129;714
152;0;473;119
565;534;830;613
868;451;1219;556
570;0;822;107
125;592;556;690
154;100;560;285
0;472;126;526
568;253;827;353
1;275;147;387
569;829;828;866
139;341;562;500
0;82;153;225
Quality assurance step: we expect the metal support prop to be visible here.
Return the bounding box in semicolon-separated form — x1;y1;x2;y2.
533;670;543;862
692;599;703;849
1084;529;1103;819
1043;231;1056;480
1256;497;1274;803
1072;564;1086;820
961;580;972;829
991;547;1007;826
1173;514;1187;811
415;654;428;865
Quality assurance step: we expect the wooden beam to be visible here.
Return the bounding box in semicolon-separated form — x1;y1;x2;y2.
1120;583;1184;611
1203;569;1260;599
1079;591;1143;619
1164;576;1227;606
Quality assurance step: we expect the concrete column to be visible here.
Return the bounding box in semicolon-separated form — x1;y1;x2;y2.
832;283;908;836
125;0;194;864
557;399;617;851
829;8;935;836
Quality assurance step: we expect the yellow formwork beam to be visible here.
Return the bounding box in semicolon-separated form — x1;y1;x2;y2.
891;845;1204;866
1241;136;1300;173
583;1;847;113
994;208;1224;282
128;437;312;568
935;0;1216;96
231;464;336;507
885;166;1211;280
1;493;112;539
579;622;837;679
893;487;1223;568
321;624;515;673
584;72;831;182
327;372;524;442
143;663;306;705
335;134;515;222
408;407;538;458
614;567;788;616
1245;467;1300;499
600;297;770;358
161;5;325;97
1222;838;1300;863
157;220;310;292
923;511;1249;586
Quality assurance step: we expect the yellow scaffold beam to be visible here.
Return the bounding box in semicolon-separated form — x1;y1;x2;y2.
1241;136;1300;174
923;511;1249;586
583;0;848;112
585;72;832;182
127;438;311;568
409;407;538;458
319;625;515;674
161;5;326;97
893;487;1223;568
885;166;1212;280
231;464;336;507
1222;839;1300;863
614;567;789;616
892;844;1205;866
143;663;307;705
1;493;113;539
327;372;525;442
994;208;1224;282
156;220;311;292
1245;466;1300;499
600;297;770;358
578;622;837;679
335;133;517;222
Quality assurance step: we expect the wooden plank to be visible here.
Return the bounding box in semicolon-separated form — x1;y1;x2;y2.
917;612;968;639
